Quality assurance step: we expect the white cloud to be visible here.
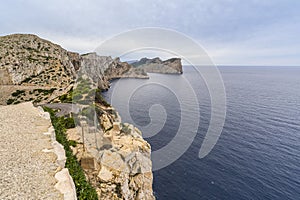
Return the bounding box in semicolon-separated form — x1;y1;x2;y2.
1;0;299;65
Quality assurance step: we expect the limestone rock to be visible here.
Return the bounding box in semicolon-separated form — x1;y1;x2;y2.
100;113;113;131
98;166;113;182
55;168;77;200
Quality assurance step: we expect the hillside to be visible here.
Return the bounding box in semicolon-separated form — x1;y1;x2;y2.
0;34;77;86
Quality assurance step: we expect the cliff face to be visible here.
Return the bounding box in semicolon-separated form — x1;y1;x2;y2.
74;58;155;199
80;53;148;91
67;101;155;199
131;57;183;74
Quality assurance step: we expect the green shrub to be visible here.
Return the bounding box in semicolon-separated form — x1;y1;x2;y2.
73;93;83;101
23;77;32;83
59;89;73;103
33;98;41;103
64;117;76;129
43;107;98;200
95;89;110;107
13;101;21;105
69;140;77;147
81;105;96;121
122;124;132;135
6;98;14;105
42;88;56;95
11;90;25;97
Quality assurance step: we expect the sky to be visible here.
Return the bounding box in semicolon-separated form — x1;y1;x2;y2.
0;0;300;66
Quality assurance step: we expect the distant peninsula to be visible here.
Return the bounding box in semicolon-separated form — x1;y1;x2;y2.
131;57;183;74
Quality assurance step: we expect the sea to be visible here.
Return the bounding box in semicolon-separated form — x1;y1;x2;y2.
102;66;300;200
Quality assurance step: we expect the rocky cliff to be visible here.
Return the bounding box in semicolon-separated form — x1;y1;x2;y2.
131;57;183;74
0;34;155;199
80;53;148;91
0;34;147;105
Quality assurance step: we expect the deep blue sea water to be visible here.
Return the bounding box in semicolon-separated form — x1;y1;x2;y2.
103;66;300;200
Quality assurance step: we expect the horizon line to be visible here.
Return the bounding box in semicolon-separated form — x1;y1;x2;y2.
182;64;300;67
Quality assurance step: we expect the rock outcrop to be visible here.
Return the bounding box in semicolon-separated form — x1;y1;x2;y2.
80;53;148;91
67;106;155;199
71;64;155;199
131;57;183;74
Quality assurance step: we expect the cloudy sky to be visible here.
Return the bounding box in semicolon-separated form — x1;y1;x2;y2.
1;0;300;66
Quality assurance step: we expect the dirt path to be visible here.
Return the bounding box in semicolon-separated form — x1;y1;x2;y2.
0;102;64;199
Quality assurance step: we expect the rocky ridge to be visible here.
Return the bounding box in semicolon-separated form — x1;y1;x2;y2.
131;57;183;74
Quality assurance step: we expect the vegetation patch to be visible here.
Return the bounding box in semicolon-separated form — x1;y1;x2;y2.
42;88;56;95
11;90;25;97
43;107;98;200
95;89;110;107
6;98;14;105
59;89;73;103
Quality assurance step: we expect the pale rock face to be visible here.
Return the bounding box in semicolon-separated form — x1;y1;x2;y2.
98;166;113;182
101;150;129;172
55;169;77;200
80;53;114;90
100;113;113;131
0;34;79;105
112;122;121;132
97;123;155;200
